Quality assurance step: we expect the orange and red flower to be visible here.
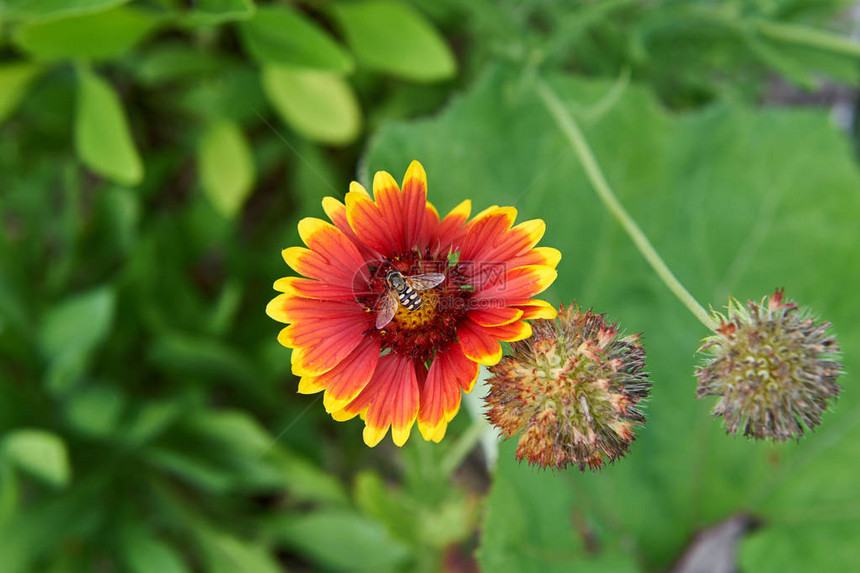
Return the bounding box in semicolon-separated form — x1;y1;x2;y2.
266;160;559;446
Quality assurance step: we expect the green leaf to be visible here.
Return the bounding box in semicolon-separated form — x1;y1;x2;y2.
123;531;189;573
269;448;349;505
177;65;266;123
182;409;349;502
239;6;353;73
0;62;43;124
13;6;160;60
199;531;282;573
74;68;143;184
332;0;456;82
478;442;640;573
262;64;361;145
66;386;125;437
738;419;860;569
145;448;234;493
197;120;256;218
741;520;860;572
184;0;255;26
0;462;20;523
267;510;411;572
98;186;140;253
123;400;183;445
364;65;860;571
39;285;115;358
186;410;272;455
0;484;102;573
129;43;227;86
148;332;257;383
353;470;417;543
2;429;70;488
0;0;130;22
44;347;90;395
207;280;243;336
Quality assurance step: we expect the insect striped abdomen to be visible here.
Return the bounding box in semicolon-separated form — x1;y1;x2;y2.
399;289;422;310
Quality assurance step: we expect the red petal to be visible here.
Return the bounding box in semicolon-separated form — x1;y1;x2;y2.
459;207;517;262
468;306;524;327
479;320;532;342
507;246;561;269
345;190;397;257
305;337;382;413
418;344;478;442
372;170;406;252
473;265;557;303
422;202;441;254
511;299;558;320
457;320;502;366
273;276;362;300
427;199;470;255
322;195;379;261
342;354;419;447
479;219;545;262
278;309;369;376
398;160;428;251
270;296;367;324
297;218;369;285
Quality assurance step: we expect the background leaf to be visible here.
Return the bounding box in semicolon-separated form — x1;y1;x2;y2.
65;385;125;437
39;285;115;359
183;0;255;26
239;6;353;73
262;64;361;144
0;0;131;22
2;430;70;488
198;531;282;573
13;6;160;60
0;63;43;124
332;0;456;82
479;438;642;572
123;530;189;573
197;120;256;218
266;510;411;572
74;68;143;184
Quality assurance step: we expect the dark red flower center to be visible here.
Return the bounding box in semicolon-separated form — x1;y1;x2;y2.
360;249;471;362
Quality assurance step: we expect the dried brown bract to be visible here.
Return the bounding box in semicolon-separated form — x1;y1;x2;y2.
485;304;650;471
696;289;843;441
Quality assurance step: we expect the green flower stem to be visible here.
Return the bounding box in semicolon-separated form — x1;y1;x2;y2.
536;79;719;333
440;421;484;478
755;20;860;59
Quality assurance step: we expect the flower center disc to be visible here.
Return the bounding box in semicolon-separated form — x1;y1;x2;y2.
365;252;471;361
393;291;439;330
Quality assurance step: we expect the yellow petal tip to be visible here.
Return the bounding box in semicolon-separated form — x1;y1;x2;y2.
363;424;388;447
372;170;399;196
266;294;290;323
323;391;352;414
349;181;370;197
403;160;427;187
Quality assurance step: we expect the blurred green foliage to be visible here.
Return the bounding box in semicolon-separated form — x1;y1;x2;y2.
1;0;859;571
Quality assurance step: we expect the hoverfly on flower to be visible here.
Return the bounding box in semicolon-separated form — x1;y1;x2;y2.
376;270;446;329
267;160;559;447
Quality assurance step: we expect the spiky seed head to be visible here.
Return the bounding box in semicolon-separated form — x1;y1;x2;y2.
696;289;843;441
484;304;650;471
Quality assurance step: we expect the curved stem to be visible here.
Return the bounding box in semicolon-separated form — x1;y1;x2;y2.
755;20;860;59
440;422;484;478
536;79;718;332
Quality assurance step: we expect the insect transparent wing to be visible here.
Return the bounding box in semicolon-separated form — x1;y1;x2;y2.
405;273;446;291
375;291;398;329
